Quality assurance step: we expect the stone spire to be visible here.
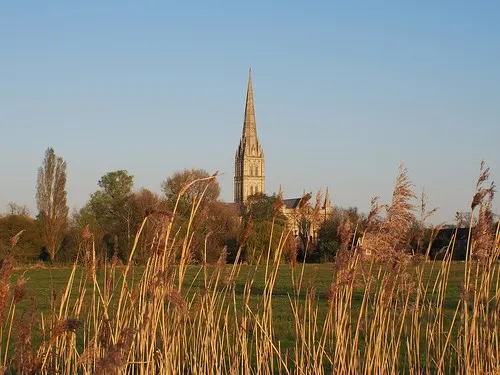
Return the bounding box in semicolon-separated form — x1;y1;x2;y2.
234;68;265;204
323;187;331;208
242;68;256;138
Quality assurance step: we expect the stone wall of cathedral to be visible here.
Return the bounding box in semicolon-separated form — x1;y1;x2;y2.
234;154;265;203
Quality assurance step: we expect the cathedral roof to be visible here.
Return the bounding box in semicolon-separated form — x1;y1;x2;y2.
283;198;302;209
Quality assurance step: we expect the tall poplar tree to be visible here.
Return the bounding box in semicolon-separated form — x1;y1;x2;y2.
36;147;69;260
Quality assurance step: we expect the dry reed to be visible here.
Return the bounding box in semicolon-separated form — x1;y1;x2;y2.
0;164;497;374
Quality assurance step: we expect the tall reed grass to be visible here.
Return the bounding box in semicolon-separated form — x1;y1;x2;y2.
0;165;498;374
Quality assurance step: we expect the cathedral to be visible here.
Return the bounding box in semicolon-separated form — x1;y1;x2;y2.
233;69;333;239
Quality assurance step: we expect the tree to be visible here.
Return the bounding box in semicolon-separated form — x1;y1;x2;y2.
133;188;170;262
36;147;69;261
161;168;220;214
455;211;477;228
7;202;30;217
316;206;366;262
317;218;339;262
0;214;43;262
197;201;240;263
81;170;136;262
98;170;134;203
243;193;287;264
245;192;277;221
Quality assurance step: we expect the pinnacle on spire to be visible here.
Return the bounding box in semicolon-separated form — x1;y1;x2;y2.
323;187;331;208
242;67;257;139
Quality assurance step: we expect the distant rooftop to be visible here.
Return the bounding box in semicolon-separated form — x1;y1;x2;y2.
283;198;302;209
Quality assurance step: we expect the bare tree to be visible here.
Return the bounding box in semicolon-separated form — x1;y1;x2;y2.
7;202;30;217
161;168;220;212
455;211;477;228
36;147;69;260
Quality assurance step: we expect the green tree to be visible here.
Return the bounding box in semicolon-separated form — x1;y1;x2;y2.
78;170;136;262
245;192;276;221
36;147;69;261
243;193;287;264
316;206;366;262
317;218;339;262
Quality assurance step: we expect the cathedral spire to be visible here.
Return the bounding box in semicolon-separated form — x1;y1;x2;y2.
242;67;257;139
234;68;265;204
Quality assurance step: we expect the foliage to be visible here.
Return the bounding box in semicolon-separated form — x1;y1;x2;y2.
133;188;170;262
0;214;43;262
315;206;366;262
196;201;241;263
76;170;137;263
36;147;69;261
6;202;30;217
316;218;338;262
244;192;276;221
161;168;220;214
243;193;287;264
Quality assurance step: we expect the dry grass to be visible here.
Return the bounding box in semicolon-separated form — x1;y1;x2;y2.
0;164;498;374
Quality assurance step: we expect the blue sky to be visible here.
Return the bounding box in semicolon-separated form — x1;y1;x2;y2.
1;1;499;224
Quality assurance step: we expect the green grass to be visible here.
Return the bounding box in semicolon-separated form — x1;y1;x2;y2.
13;261;467;349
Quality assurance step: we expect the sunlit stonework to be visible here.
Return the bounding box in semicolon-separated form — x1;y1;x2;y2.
234;68;265;204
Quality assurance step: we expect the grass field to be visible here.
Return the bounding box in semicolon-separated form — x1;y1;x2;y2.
12;261;469;351
10;262;476;374
2;241;498;373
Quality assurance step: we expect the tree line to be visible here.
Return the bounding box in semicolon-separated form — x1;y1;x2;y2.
1;147;487;265
1;148;241;264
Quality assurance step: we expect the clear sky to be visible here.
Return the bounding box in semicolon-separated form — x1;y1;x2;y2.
1;1;499;224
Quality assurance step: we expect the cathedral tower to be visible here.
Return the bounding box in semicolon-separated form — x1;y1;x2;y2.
234;68;265;204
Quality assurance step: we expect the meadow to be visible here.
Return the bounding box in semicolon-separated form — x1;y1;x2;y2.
14;262;467;347
0;166;498;374
2;248;498;374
